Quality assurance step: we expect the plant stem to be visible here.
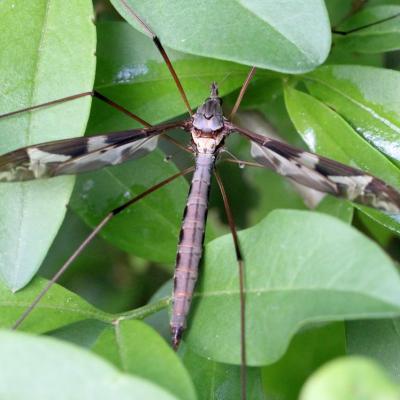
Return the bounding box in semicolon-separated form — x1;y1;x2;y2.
114;296;171;323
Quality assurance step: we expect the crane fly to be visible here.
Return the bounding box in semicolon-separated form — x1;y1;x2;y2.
1;2;400;399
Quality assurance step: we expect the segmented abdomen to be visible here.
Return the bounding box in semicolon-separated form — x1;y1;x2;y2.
171;153;215;348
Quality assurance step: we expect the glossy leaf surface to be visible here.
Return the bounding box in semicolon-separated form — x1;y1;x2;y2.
304;65;400;166
111;0;331;73
0;0;96;290
285;85;400;233
48;319;197;400
0;330;178;399
185;210;400;365
0;278;112;332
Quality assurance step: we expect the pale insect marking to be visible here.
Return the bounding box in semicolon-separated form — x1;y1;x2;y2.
251;143;337;193
294;152;319;169
27;148;71;178
329;175;373;200
371;197;399;213
87;136;108;153
192;134;225;154
0;170;16;182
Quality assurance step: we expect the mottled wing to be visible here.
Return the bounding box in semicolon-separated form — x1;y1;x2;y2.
234;125;400;214
0;122;181;182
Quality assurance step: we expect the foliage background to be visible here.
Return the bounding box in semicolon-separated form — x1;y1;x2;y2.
0;0;400;399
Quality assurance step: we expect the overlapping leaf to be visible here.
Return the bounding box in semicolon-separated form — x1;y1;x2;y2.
335;5;400;53
347;318;400;382
110;0;331;73
48;320;197;400
70;151;191;264
304;65;400;167
91;22;252;132
0;0;96;290
3;210;400;371
71;22;248;263
0;278;112;332
262;323;345;399
285;85;400;233
300;357;400;400
0;330;178;399
181;345;265;400
185;210;400;365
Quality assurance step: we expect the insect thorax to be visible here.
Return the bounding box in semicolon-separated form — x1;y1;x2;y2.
191;91;226;154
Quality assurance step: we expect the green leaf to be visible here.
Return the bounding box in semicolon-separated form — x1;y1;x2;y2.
110;0;331;73
70;150;190;264
144;280;173;341
285;85;400;232
231;109;308;224
285;86;400;188
47;319;111;348
90;21;252;133
304;65;400;166
185;210;400;365
0;0;96;290
95;320;196;400
0;330;178;399
355;209;395;248
181;345;266;400
1;279;196;400
315;196;354;223
245;167;308;222
71;21;240;263
347;319;400;382
262;323;345;399
38;210;142;314
48;319;197;400
324;0;354;27
335;5;400;53
300;357;400;400
354;206;400;237
0;277;112;332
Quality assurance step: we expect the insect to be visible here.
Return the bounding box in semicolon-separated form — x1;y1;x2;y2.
1;1;400;399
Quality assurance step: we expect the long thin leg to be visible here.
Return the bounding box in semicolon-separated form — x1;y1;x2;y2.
229;67;257;120
333;11;400;35
331;0;367;30
223;158;264;169
0;82;193;161
93;90;151;127
118;0;192;116
161;134;193;155
12;165;195;330
214;169;247;400
0;90;152;129
0;87;193;162
96;95;192;154
0;92;93;119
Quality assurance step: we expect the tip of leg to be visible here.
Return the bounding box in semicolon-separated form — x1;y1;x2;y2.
171;327;183;351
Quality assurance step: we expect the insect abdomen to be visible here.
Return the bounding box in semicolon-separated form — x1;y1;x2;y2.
171;153;215;348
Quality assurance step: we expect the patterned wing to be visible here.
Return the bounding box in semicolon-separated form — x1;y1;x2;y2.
233;125;400;214
0;122;181;182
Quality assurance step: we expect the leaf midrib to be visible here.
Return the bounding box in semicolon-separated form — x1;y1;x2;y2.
303;75;400;135
194;286;400;308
